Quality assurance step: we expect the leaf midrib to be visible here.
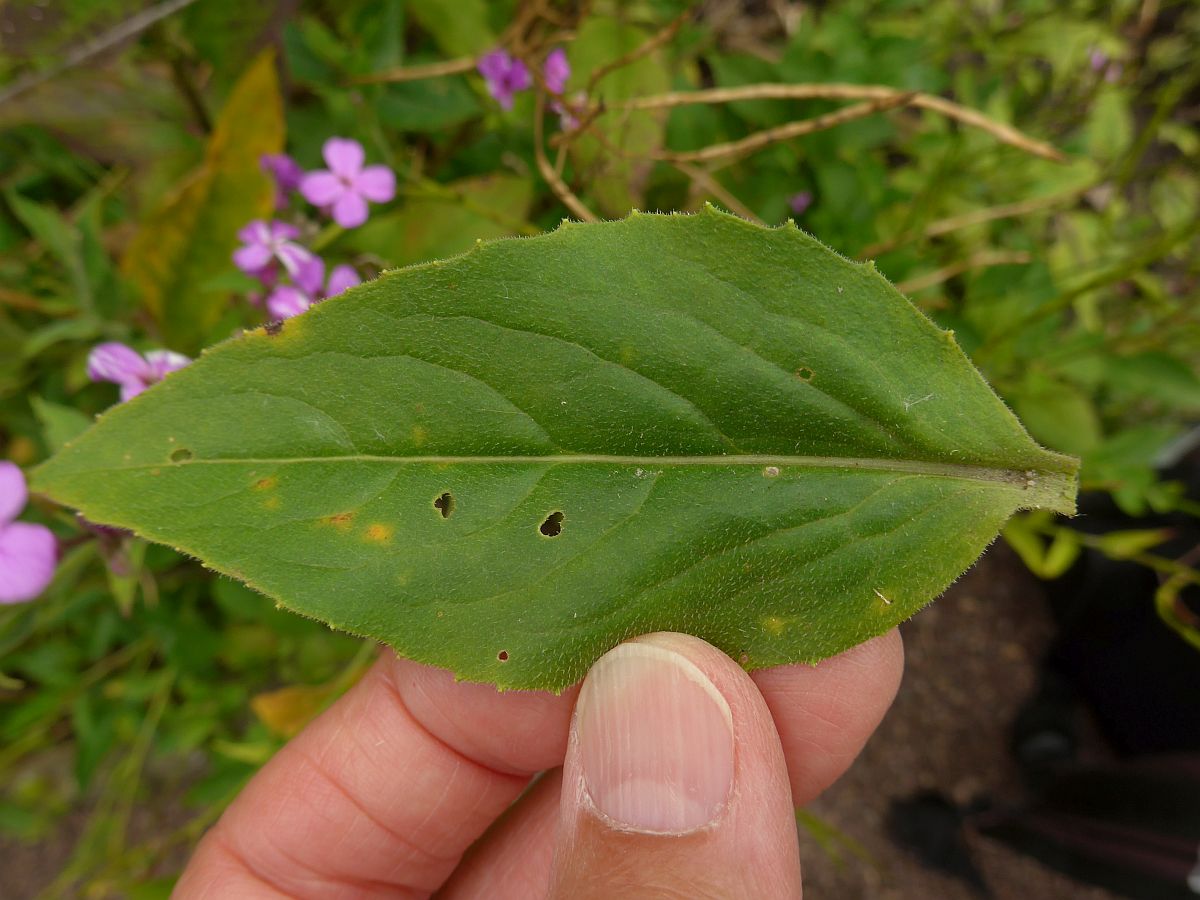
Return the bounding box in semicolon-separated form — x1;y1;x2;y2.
82;454;1060;486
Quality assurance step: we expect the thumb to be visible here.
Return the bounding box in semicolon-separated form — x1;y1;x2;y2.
548;632;803;898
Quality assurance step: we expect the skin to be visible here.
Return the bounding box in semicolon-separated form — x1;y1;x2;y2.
174;629;903;899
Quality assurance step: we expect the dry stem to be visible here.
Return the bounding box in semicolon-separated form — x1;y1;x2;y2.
656;94;915;167
534;90;598;222
672;162;764;224
621;83;1066;162
352;57;477;85
895;250;1032;294
860;189;1084;258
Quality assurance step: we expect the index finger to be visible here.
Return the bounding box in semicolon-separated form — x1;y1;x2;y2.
174;651;579;898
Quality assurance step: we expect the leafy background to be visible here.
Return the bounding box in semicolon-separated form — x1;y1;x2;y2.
0;0;1196;896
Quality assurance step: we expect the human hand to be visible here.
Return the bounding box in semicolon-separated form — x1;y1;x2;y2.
174;630;903;898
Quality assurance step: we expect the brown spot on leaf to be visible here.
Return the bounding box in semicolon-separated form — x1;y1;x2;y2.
253;476;278;492
322;511;355;532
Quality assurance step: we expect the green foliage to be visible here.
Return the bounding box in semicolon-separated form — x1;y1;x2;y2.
0;0;1196;893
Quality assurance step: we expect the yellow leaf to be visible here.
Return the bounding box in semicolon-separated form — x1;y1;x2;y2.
122;50;284;352
251;683;334;738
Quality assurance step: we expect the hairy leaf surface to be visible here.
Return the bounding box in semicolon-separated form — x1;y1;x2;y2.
34;208;1077;690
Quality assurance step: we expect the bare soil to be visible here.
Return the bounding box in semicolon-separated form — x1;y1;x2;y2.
799;544;1124;899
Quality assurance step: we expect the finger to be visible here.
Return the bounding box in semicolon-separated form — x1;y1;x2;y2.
752;628;904;806
447;631;902;899
547;632;804;898
174;651;579;898
439;769;564;899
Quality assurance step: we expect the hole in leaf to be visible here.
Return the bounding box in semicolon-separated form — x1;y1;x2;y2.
170;448;193;463
539;511;564;537
433;492;455;519
796;366;814;381
497;650;509;661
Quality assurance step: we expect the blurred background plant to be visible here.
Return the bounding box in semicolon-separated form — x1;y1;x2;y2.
0;1;1197;896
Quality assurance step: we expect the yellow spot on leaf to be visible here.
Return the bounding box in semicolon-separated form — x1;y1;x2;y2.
253;475;278;492
365;523;394;544
263;495;281;510
411;424;428;447
762;615;787;636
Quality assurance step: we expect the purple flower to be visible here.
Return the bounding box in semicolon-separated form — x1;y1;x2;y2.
261;153;303;210
233;220;314;281
1089;48;1108;72
293;255;326;296
265;285;312;321
0;462;57;605
477;49;531;110
87;342;190;402
326;264;361;298
299;138;395;230
789;191;813;216
266;264;360;321
544;48;570;94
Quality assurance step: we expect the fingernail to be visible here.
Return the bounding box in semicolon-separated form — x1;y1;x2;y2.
575;641;734;834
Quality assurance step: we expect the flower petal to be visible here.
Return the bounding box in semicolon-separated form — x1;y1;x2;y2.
788;191;813;216
87;342;151;385
544;48;570;94
144;350;191;380
268;220;301;241
477;50;511;81
0;522;58;604
266;286;313;320
491;84;516;110
300;171;345;207
275;241;315;278
261;153;303;191
238;220;269;244
331;190;369;229
353;165;395;203
294;255;326;295
233;243;273;274
322;137;364;178
0;461;27;526
325;264;361;298
119;380;148;403
505;58;531;93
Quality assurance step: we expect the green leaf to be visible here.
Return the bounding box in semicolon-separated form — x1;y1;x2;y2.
32;208;1078;691
1104;351;1200;411
374;74;482;132
406;0;496;57
120;50;284;353
3;189;91;311
1093;528;1172;560
1008;373;1102;457
30;396;92;451
343;174;534;267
